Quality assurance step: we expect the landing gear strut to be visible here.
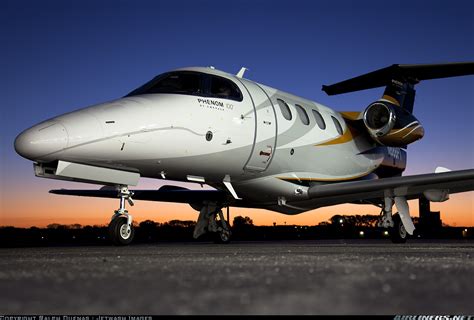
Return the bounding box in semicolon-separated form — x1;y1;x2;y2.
377;196;410;243
389;213;407;243
193;202;232;243
108;185;135;246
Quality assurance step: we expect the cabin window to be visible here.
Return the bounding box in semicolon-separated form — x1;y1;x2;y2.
332;116;344;135
295;104;310;125
312;109;326;129
277;99;292;121
209;75;243;101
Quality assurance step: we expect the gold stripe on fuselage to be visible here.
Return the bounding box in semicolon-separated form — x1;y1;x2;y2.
315;124;359;146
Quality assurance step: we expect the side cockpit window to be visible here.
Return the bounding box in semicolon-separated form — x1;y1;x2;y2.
209;76;243;101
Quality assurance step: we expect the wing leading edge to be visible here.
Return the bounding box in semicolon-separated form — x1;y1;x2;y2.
50;185;228;203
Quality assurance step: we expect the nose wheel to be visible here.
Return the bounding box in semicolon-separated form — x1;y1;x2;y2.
108;185;135;246
109;215;135;245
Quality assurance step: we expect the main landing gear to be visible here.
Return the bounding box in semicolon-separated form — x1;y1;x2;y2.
389;213;407;243
108;186;135;246
193;202;232;243
377;196;415;243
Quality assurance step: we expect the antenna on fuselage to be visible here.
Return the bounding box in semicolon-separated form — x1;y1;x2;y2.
236;67;248;78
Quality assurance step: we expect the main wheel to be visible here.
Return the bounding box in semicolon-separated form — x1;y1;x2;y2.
389;213;407;243
109;215;134;246
214;229;231;244
214;221;231;244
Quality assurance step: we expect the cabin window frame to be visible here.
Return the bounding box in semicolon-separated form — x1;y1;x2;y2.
332;115;344;135
312;109;326;130
295;104;310;125
276;99;293;121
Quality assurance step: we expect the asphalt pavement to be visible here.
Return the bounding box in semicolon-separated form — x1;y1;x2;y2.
1;240;473;315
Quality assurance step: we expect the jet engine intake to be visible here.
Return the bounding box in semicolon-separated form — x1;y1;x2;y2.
363;101;424;147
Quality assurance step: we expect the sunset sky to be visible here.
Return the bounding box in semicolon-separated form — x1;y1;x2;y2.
1;0;473;228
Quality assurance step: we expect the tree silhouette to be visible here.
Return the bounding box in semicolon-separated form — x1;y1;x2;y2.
139;220;160;228
329;214;379;227
233;216;253;227
166;220;196;228
47;223;63;229
138;220;160;242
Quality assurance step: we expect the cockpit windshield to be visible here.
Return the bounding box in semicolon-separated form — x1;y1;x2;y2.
126;71;243;101
126;71;202;96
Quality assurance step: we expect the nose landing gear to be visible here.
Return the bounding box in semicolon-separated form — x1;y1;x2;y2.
108;186;135;245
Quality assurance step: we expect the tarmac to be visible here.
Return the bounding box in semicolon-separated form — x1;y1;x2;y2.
1;240;473;315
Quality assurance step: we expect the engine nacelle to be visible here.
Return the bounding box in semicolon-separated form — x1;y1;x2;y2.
363;101;424;147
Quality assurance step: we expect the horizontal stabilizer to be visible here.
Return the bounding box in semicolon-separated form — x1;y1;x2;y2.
322;62;474;95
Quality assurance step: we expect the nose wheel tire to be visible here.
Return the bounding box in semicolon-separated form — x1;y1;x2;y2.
109;215;134;246
389;213;408;243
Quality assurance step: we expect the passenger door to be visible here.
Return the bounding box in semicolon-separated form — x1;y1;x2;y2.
241;80;277;172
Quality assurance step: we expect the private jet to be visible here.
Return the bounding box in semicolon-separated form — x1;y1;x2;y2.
14;62;474;245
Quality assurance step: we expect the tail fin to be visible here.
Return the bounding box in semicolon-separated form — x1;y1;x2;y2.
322;62;474;112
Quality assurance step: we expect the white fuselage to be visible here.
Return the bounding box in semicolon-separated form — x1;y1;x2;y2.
15;67;399;214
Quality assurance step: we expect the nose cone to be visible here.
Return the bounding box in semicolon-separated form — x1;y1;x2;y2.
15;121;68;160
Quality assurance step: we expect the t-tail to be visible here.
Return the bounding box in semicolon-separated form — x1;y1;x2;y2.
323;62;474;147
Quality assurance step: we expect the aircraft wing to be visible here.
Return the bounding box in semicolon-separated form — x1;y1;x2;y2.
50;170;474;209
307;169;474;207
50;185;228;203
